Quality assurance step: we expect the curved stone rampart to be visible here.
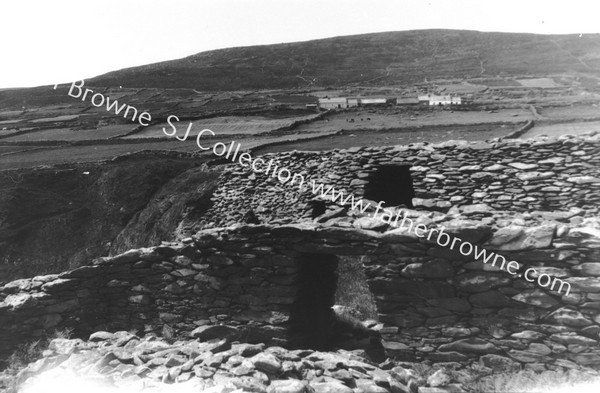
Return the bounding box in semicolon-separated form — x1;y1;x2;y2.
2;212;600;369
200;133;600;228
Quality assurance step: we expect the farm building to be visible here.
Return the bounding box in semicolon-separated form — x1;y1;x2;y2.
418;94;462;106
347;98;360;107
318;97;348;109
317;96;396;109
448;96;462;105
360;97;388;106
418;95;431;105
395;97;420;106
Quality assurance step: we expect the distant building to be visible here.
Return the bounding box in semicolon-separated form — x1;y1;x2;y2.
360;97;388;106
395;97;420;106
418;95;431;105
418;94;462;106
305;103;318;110
317;96;399;109
318;97;348;109
347;98;360;107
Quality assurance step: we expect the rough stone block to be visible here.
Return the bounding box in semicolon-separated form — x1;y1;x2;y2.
512;290;559;309
438;338;499;354
401;260;454;279
544;308;593;327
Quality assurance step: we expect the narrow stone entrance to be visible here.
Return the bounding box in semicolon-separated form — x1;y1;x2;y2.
364;165;414;207
288;253;338;350
331;255;384;360
309;200;327;218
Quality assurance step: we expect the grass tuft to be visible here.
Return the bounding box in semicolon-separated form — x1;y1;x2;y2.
0;328;74;392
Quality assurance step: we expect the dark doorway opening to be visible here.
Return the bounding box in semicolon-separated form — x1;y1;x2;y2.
309;200;327;218
289;253;338;350
364;165;414;207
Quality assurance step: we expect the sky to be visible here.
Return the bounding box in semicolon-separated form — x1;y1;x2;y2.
1;0;598;88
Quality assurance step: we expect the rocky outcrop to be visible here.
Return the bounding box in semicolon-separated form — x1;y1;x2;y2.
2;209;600;371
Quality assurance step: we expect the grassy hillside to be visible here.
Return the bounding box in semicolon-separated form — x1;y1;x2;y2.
0;157;220;283
89;29;600;90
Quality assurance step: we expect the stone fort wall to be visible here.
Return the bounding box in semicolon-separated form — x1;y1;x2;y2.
2;214;600;371
199;132;600;229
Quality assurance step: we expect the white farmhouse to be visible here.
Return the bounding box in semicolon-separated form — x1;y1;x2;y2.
418;94;462;106
318;98;348;109
360;97;388;106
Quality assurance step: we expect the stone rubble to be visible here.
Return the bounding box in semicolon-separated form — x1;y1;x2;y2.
10;332;431;393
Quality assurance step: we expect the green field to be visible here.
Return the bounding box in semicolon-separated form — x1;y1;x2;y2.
254;123;521;154
523;120;600;138
0;131;338;169
2;124;136;142
537;104;600;120
288;108;533;136
124;114;319;139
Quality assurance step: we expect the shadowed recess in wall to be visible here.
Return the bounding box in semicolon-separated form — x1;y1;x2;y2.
288;253;338;350
309;200;327;218
364;165;414;207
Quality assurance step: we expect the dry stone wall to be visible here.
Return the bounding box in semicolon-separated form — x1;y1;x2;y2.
2;212;600;371
200;133;600;229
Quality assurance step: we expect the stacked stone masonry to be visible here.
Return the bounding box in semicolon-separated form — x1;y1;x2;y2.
200;133;600;228
2;211;600;370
